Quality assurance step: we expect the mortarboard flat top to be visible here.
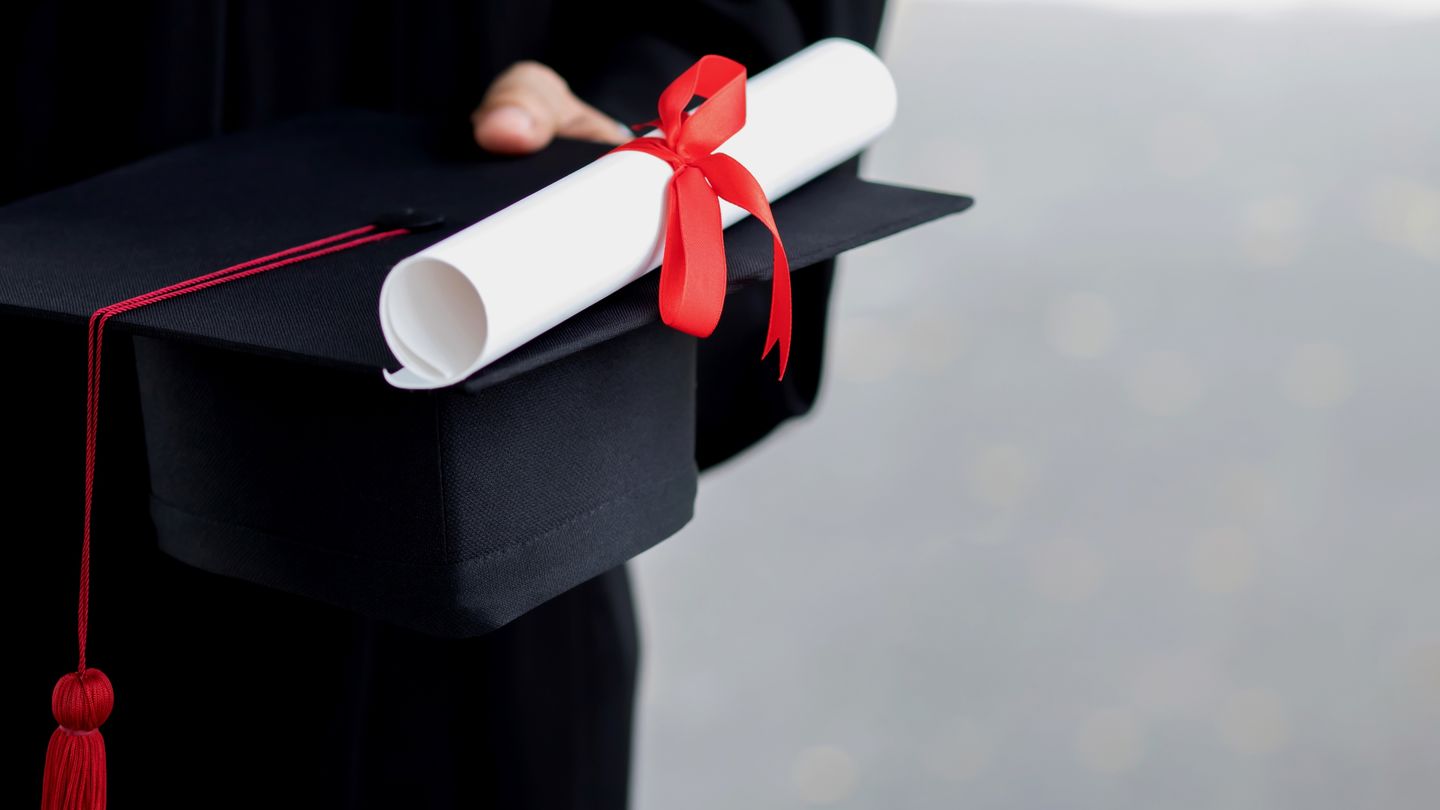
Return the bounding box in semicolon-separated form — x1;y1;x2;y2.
0;110;971;392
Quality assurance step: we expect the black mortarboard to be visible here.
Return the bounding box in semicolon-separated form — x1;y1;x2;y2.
0;109;969;636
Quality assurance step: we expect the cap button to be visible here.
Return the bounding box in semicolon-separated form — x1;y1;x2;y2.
372;208;447;232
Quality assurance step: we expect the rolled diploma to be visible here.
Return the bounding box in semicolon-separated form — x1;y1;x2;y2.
380;38;897;390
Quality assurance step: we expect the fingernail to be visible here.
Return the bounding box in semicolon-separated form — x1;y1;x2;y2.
486;105;534;134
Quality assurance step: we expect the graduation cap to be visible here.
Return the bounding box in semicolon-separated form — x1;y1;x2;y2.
2;106;968;804
3;106;970;631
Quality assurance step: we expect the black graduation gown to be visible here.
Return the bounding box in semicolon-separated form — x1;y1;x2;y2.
3;2;889;807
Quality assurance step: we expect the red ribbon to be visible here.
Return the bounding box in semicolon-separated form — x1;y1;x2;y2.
612;55;792;378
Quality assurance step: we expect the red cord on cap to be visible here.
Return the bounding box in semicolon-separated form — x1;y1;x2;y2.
43;224;408;810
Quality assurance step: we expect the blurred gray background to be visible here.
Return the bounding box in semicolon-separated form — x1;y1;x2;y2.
633;1;1440;807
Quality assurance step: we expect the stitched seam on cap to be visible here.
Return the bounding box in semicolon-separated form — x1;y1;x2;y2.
149;467;695;570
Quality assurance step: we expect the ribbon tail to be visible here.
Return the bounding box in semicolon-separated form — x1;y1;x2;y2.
762;243;791;379
658;166;727;338
628;118;661;134
697;154;792;379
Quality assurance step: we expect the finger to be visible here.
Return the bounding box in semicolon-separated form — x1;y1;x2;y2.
473;102;547;155
472;62;627;155
472;64;560;155
556;98;630;146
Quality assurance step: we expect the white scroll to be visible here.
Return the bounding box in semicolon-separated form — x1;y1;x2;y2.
379;38;897;390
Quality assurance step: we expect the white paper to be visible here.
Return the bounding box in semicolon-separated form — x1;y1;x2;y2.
380;38;897;389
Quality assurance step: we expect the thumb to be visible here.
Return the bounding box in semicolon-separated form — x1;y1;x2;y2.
473;61;628;155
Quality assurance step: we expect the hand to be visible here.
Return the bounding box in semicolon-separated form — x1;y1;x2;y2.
472;61;630;155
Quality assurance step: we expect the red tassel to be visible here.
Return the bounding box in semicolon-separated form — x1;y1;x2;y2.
42;669;113;810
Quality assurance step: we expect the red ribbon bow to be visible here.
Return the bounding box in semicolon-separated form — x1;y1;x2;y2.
612;55;792;378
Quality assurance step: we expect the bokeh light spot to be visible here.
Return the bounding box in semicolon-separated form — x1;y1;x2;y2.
1281;342;1355;409
1367;177;1440;262
1240;195;1307;268
1149;111;1222;179
1074;708;1147;773
1188;527;1258;594
965;445;1034;508
1219;688;1290;756
791;745;859;805
921;720;993;782
1048;292;1116;359
1028;538;1106;603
